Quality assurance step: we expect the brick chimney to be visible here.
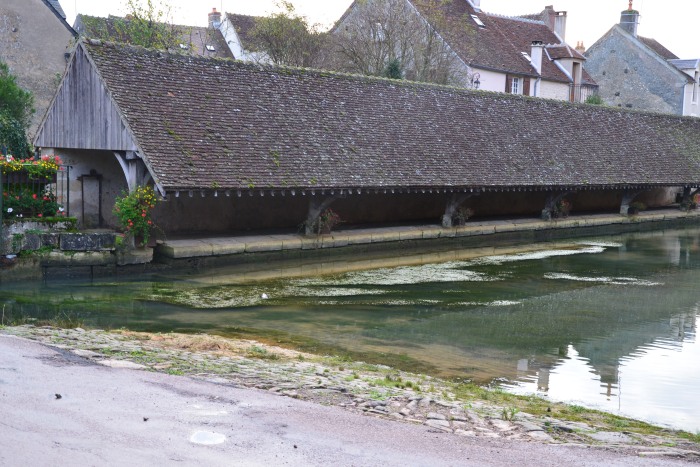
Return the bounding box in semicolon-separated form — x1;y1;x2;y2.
208;8;222;29
620;0;639;37
530;41;544;75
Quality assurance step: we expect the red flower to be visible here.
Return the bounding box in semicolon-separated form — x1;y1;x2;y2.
37;213;42;217
32;194;37;199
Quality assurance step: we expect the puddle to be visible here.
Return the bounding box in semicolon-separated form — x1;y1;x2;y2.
190;431;226;445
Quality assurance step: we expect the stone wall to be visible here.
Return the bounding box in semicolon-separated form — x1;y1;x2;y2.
585;27;686;115
0;0;74;136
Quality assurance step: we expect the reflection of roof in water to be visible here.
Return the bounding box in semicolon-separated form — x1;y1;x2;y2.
363;254;700;383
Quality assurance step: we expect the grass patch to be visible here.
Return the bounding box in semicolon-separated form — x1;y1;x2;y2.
246;345;280;360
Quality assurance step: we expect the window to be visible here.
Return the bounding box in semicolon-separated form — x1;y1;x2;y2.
374;22;385;41
511;77;520;94
470;15;485;27
206;45;216;52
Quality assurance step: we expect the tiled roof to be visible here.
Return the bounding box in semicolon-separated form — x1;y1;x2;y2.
83;41;700;192
40;0;76;35
405;1;580;83
225;13;259;51
669;59;700;70
546;45;584;61
638;36;678;60
74;15;233;59
47;0;66;19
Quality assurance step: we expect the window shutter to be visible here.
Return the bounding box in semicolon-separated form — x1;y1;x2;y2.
505;75;513;93
523;77;531;96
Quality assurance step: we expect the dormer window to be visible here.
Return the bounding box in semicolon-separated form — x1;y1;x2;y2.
206;45;216;52
471;15;485;28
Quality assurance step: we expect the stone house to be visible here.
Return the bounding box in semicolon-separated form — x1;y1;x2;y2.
33;40;700;235
217;12;266;63
0;0;76;136
330;0;597;102
584;5;700;116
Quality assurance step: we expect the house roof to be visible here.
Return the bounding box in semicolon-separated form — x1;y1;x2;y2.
638;36;678;60
57;40;700;194
73;14;233;59
337;0;592;85
225;13;260;51
46;0;66;19
669;59;700;71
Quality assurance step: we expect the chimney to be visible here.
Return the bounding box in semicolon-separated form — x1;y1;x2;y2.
208;8;222;29
543;6;556;31
575;41;586;54
542;6;567;41
531;41;544;75
553;10;567;41
620;0;639;37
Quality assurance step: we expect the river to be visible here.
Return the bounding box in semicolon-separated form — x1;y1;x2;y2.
2;228;698;432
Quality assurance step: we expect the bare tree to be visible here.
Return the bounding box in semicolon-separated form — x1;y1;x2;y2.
247;1;325;68
115;0;179;50
324;0;473;86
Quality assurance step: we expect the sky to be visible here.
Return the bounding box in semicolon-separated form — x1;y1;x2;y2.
61;0;700;59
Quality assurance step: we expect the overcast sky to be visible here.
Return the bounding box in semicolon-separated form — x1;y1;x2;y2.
61;0;700;59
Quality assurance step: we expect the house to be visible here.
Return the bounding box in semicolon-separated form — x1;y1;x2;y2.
0;0;76;136
584;3;700;116
73;8;233;60
217;12;266;63
330;0;597;102
33;40;700;234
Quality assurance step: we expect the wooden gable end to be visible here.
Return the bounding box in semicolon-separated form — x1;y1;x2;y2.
34;44;138;151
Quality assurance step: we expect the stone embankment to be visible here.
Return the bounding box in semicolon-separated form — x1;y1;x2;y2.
3;325;699;462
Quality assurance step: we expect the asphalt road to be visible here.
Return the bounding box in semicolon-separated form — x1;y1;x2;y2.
0;335;689;466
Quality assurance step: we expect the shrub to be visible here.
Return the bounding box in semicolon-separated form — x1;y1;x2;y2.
113;185;158;246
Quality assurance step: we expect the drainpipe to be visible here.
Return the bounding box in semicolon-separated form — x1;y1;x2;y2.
530;41;544;97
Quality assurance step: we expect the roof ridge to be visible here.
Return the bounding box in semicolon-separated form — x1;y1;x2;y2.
82;37;521;98
80;13;213;32
483;11;546;26
226;12;262;20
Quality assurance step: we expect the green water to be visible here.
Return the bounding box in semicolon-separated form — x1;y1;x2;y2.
2;229;699;432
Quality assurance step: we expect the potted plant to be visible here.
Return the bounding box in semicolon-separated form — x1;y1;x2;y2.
628;201;646;215
112;185;158;247
553;199;572;218
453;207;474;226
316;208;341;235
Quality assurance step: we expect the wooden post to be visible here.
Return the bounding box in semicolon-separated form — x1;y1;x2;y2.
114;151;151;192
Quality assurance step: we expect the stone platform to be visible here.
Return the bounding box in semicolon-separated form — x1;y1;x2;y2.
157;209;700;262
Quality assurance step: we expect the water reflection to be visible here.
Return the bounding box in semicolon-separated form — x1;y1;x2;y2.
2;229;700;431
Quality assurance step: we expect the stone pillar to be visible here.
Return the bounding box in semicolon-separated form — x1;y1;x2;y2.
620;190;642;215
304;196;339;236
541;192;571;220
442;193;474;227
